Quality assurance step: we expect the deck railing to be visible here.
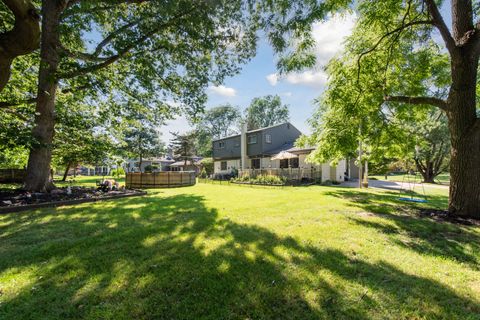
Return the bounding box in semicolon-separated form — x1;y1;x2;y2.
238;168;322;182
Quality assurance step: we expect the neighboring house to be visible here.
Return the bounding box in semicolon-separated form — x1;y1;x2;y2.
76;165;111;176
212;122;357;182
126;157;175;173
170;157;202;174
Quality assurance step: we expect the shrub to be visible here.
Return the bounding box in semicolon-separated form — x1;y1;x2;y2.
213;172;234;180
200;158;214;175
232;174;286;185
199;168;208;178
144;165;159;173
111;167;125;178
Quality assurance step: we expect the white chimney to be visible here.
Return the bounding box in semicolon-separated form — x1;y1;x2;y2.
241;122;247;170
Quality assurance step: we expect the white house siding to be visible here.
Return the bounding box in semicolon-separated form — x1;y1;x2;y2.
335;159;347;182
321;163;331;181
214;155;346;183
261;157;279;169
298;154;323;170
298;154;309;168
214;159;241;173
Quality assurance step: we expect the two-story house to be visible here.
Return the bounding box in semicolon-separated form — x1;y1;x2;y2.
212;122;354;182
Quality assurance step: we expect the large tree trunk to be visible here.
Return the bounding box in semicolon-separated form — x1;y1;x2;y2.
446;51;480;218
24;1;62;192
0;0;40;92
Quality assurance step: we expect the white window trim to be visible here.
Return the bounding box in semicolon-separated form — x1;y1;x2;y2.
220;161;227;171
248;135;257;144
265;134;272;143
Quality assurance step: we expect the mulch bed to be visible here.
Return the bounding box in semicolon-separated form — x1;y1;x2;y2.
419;209;480;226
0;187;146;214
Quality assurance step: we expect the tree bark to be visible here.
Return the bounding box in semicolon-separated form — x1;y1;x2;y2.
446;50;480;218
415;159;435;184
0;0;40;92
24;0;63;192
62;162;71;181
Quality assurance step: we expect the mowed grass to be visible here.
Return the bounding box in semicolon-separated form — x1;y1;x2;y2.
0;175;125;191
0;183;479;319
370;173;450;185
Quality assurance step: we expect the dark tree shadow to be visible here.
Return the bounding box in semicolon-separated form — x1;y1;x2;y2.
323;189;480;269
0;191;478;319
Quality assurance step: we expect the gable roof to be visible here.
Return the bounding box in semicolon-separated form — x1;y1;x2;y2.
212;122;300;142
263;142;296;155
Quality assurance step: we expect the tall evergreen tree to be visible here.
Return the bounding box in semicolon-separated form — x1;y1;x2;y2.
169;132;196;165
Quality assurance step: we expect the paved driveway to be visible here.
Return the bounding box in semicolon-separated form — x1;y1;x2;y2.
341;179;449;191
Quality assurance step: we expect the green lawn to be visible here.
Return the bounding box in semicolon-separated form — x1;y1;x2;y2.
1;183;479;319
0;175;126;191
54;175;126;188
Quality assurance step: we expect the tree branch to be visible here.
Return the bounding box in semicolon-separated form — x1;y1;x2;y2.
356;20;433;84
58;6;197;80
424;0;456;53
384;95;448;111
0;97;36;108
0;0;41;92
63;0;151;18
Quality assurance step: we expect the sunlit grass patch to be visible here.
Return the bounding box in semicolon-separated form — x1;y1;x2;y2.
0;183;478;319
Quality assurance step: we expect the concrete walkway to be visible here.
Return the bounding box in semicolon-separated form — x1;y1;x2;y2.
341;179;449;191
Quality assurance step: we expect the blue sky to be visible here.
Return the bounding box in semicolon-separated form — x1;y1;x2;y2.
162;2;453;144
162;14;356;143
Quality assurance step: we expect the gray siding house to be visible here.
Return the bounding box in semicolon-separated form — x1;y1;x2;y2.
212;122;351;182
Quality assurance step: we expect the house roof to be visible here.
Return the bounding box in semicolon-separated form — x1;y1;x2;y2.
287;146;316;154
170;160;201;167
212;122;298;142
132;157;175;163
263;142;296;156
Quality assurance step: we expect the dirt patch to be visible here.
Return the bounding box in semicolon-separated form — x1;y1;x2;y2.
419;209;480;226
0;187;145;214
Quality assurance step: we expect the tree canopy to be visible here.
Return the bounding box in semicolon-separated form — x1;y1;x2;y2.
244;95;290;130
298;0;480;217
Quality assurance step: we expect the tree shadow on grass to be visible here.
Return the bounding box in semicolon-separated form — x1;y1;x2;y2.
323;189;480;269
0;191;479;319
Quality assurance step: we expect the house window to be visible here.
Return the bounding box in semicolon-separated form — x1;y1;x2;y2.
221;161;227;171
265;134;272;143
290;158;299;168
280;159;289;168
218;141;225;149
251;158;260;169
248;135;257;144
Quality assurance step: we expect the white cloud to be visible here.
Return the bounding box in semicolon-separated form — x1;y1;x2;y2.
266;13;356;88
281;91;292;97
266;73;279;86
311;13;356;66
208;85;237;97
284;71;328;88
161;116;192;144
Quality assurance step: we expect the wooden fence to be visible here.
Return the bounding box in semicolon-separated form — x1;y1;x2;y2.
0;169;26;183
125;171;196;189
